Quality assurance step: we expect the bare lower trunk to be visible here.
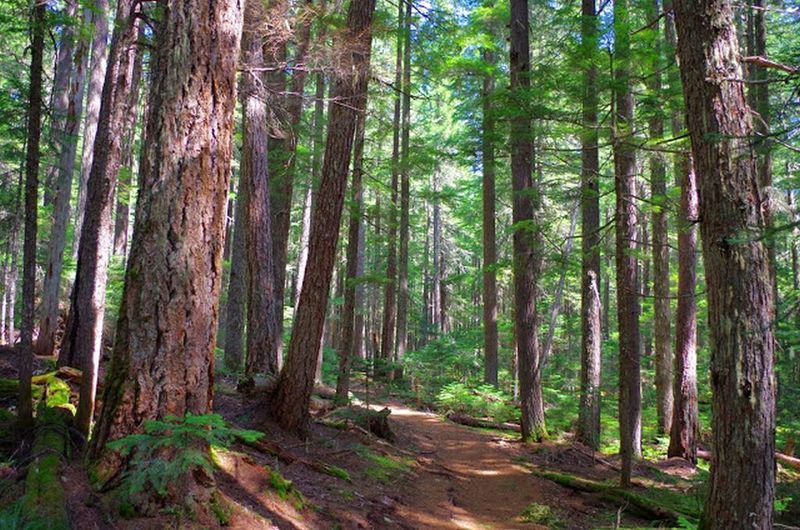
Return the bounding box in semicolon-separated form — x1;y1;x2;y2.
577;0;601;451
35;8;91;358
542;207;578;361
271;0;376;434
73;0;110;258
482;44;498;386
241;0;279;377
336;112;366;403
223;175;247;372
614;0;641;487
89;0;243;472
510;0;546;442
18;0;47;430
673;1;776;527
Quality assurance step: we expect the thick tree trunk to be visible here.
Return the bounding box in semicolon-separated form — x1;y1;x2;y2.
18;0;47;430
241;0;279;377
613;0;641;487
395;0;412;376
481;9;498;386
43;0;78;207
380;0;403;367
271;0;376;434
646;0;673;436
577;0;602;451
223;175;247;372
673;1;776;527
336;112;366;404
35;8;91;358
510;0;546;442
73;0;109;257
664;0;698;464
89;0;243;467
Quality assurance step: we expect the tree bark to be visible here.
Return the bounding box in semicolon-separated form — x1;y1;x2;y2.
380;0;403;367
73;0;110;258
646;0;673;436
482;44;498;386
18;0;47;430
510;0;546;442
35;7;91;358
673;1;776;527
577;0;602;451
223;174;247;373
43;0;78;207
271;0;376;434
613;0;641;487
336;111;366;404
664;0;698;464
89;0;243;467
241;0;279;377
58;0;141;375
395;0;412;376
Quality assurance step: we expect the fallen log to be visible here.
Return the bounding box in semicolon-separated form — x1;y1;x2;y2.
697;449;800;471
446;412;521;433
324;407;395;441
529;468;693;525
242;437;351;482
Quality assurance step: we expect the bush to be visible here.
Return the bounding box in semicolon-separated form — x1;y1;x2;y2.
436;383;519;423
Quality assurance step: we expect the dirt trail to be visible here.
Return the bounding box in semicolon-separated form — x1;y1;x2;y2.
385;403;604;530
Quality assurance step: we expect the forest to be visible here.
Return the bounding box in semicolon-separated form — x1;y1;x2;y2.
0;0;798;528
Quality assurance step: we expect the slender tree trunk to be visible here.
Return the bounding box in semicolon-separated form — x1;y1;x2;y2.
432;173;442;333
614;0;641;487
3;183;20;345
646;0;673;435
73;0;110;257
89;0;243;476
271;0;376;434
542;206;578;361
336;111;367;403
223;175;247;372
112;23;146;259
58;0;141;373
43;0;78;207
395;0;412;377
355;206;366;359
673;1;776;527
18;0;47;430
664;0;698;463
35;8;91;358
380;0;403;367
241;0;279;377
577;0;602;451
481;12;498;386
510;0;546;442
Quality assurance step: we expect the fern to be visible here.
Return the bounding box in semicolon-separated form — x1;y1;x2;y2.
108;413;262;500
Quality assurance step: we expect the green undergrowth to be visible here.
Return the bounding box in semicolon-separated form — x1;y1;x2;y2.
265;466;306;510
519;502;563;527
437;382;518;423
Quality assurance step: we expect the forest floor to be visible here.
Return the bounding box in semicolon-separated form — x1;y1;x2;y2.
1;350;798;529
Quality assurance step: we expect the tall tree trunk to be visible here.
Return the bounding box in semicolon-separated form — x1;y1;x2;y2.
43;0;78;207
223;174;247;372
241;0;279;377
664;0;698;464
336;111;367;403
73;0;110;258
613;0;641;487
3;181;21;345
18;0;47;430
542;206;578;361
58;0;141;373
432;173;442;333
35;8;91;358
510;0;546;442
482;44;498;386
577;0;602;451
271;0;376;434
112;23;146;259
380;0;403;366
646;0;673;435
89;0;243;475
673;1;776;527
395;0;412;376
